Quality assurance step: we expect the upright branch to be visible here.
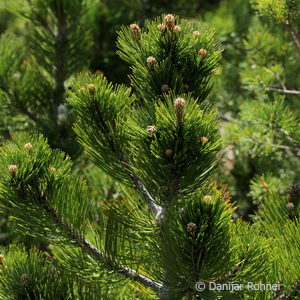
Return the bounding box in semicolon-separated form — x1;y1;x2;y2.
127;167;164;222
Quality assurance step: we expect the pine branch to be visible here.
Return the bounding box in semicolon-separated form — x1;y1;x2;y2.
39;191;164;296
261;67;300;99
219;112;236;122
268;87;300;97
35;13;56;39
252;137;300;156
266;142;299;154
123;159;164;223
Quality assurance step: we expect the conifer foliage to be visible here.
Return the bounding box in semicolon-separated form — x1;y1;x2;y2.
0;0;93;156
0;13;299;300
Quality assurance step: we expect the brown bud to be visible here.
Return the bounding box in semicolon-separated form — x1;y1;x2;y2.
130;23;139;32
0;254;4;265
200;136;208;144
165;149;173;158
80;87;86;93
161;84;169;94
193;31;200;37
204;195;212;202
147;56;157;71
21;274;28;282
88;83;95;96
157;24;166;33
198;48;207;59
164;14;175;30
146;125;156;134
174;98;185;125
24;143;33;153
187;222;197;234
9;165;17;178
130;23;141;40
174;25;181;32
262;182;268;189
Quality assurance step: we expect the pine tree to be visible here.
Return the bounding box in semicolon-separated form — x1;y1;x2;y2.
0;0;223;267
0;13;299;300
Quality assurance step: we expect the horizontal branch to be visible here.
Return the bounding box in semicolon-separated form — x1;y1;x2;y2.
268;142;300;155
39;193;165;296
250;135;300;156
219;112;236;122
268;87;300;96
80;237;165;295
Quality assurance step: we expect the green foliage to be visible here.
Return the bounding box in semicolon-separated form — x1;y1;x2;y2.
126;94;221;204
0;245;70;299
0;133;91;242
226;96;300;157
0;3;300;299
0;245;104;299
0;33;24;85
66;16;223;213
256;192;300;295
0;133;155;299
117;17;222;103
160;188;234;296
208;0;300;217
251;0;300;24
5;0;93;78
67;73;136;183
0;0;94;156
249;173;293;205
